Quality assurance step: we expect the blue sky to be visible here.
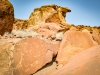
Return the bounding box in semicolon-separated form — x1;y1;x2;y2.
9;0;100;26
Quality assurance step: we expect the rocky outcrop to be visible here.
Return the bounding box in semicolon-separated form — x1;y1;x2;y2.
13;37;60;75
56;30;98;65
0;0;14;35
0;3;100;75
28;4;71;30
70;25;100;45
13;18;28;30
92;27;100;44
50;45;100;75
0;0;8;1
75;25;92;32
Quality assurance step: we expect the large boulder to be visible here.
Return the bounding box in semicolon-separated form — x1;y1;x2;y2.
0;43;14;75
28;4;71;30
50;45;100;75
0;0;14;35
13;37;60;75
56;30;98;65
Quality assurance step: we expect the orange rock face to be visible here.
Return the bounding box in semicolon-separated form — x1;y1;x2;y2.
0;0;14;35
92;28;100;44
13;37;60;75
28;4;71;30
50;45;100;75
56;30;98;65
13;18;28;30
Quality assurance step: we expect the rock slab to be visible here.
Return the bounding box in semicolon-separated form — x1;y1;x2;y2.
51;45;100;75
13;37;60;75
56;30;98;65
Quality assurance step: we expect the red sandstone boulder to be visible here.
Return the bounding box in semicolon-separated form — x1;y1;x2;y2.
13;37;60;75
56;30;98;65
0;0;14;35
50;45;100;75
37;23;63;37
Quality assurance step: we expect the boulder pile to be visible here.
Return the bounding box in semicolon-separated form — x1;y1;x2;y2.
0;1;100;75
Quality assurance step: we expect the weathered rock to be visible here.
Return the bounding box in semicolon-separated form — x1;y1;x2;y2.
0;0;14;35
0;43;15;75
0;38;24;75
0;3;100;75
75;25;92;32
92;27;100;44
0;0;8;1
13;18;28;30
56;30;98;65
13;37;60;75
28;4;71;30
37;23;63;37
50;45;100;75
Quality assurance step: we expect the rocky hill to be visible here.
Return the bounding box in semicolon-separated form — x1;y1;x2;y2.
0;0;100;75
